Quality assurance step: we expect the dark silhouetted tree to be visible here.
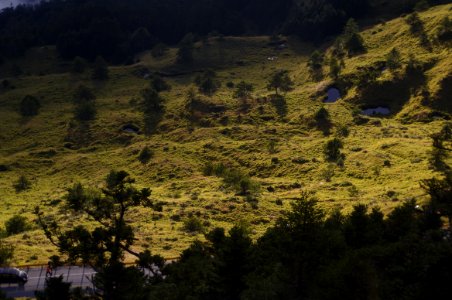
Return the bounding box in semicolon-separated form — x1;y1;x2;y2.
36;170;164;299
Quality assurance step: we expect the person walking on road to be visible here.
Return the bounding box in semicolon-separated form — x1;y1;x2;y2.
45;262;53;278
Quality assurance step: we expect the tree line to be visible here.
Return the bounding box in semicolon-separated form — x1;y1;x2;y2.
1;0;447;63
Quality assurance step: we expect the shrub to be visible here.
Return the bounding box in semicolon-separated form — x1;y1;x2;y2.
5;215;29;236
74;101;96;121
233;81;254;100
321;164;335;182
324;138;344;162
183;216;204;233
195;70;221;96
19;95;41;117
138;146;154;164
226;81;235;88
315;107;330;124
386;48;402;71
337;125;350;137
13;175;31;192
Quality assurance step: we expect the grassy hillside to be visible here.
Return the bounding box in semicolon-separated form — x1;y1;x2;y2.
0;3;451;265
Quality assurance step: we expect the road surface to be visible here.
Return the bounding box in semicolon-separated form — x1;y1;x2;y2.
0;266;96;298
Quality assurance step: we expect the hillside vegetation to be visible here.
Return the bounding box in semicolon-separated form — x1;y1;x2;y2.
0;3;451;264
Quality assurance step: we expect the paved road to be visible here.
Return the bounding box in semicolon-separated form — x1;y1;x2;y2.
0;266;96;298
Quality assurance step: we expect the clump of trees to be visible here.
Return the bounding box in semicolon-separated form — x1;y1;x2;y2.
19;95;41;117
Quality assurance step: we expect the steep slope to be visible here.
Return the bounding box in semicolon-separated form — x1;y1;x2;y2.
0;3;451;264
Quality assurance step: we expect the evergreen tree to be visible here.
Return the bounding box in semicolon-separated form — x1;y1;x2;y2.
342;19;366;55
266;70;294;95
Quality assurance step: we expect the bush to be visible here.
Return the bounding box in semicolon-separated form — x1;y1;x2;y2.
233;81;254;100
138;146;154;164
324;138;344;162
195;70;221;96
13;175;31;192
19;95;41;117
183;216;204;233
5;215;29;236
386;48;402;71
74;101;96;121
315;107;330;124
321;164;335;182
